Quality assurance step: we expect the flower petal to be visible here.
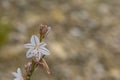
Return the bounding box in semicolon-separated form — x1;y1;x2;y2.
26;49;34;58
17;68;22;76
12;72;18;77
31;35;40;45
39;42;47;47
32;49;38;55
40;47;50;55
13;68;23;80
24;43;34;49
34;52;41;61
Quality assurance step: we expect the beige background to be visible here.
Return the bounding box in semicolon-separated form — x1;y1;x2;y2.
0;0;120;80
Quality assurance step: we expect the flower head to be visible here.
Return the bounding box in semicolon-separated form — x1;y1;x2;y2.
24;35;50;61
12;68;23;80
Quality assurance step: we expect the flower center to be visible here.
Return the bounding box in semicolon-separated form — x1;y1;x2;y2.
35;45;40;49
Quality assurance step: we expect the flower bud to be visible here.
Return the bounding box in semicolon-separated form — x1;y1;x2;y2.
25;62;32;73
39;24;51;41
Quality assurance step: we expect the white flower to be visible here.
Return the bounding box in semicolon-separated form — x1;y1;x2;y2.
24;35;50;61
12;68;24;80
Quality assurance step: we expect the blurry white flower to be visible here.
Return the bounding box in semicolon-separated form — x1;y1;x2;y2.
24;35;50;61
12;68;24;80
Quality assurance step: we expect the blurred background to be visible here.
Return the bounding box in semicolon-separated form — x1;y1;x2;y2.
0;0;120;80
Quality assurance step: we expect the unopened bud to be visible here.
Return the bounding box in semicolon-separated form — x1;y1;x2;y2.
39;24;51;41
25;62;32;73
